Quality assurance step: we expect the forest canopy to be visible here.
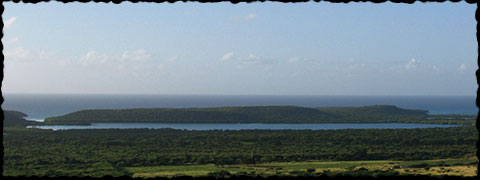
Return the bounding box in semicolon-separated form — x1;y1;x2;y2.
43;105;429;124
4;110;30;127
3;126;477;177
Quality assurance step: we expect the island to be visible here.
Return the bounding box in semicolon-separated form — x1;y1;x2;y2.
43;105;430;125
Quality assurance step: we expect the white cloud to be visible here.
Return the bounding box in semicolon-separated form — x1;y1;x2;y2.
4;46;29;60
116;64;126;71
80;51;108;66
458;64;467;71
167;55;178;62
79;49;151;67
405;58;417;70
287;57;301;63
232;13;257;21
121;49;151;62
7;37;19;44
3;46;51;63
247;54;260;60
221;52;234;61
432;65;440;72
335;58;368;75
347;58;355;63
288;56;312;63
3;46;55;75
38;50;50;60
244;13;257;20
157;64;165;70
4;17;17;28
238;54;278;67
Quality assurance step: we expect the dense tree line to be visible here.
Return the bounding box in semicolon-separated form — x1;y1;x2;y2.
420;114;476;125
3;126;476;177
43;105;431;125
3;110;30;127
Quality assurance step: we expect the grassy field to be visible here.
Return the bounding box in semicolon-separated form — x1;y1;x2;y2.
125;157;478;178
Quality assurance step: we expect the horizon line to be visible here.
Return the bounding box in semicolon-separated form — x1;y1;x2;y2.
1;93;476;97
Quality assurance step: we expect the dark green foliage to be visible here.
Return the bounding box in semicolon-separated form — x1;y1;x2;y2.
4;110;30;127
291;170;314;177
420;114;476;125
207;170;232;178
3;162;130;177
333;169;400;177
44;105;430;124
3;126;476;177
408;163;430;168
317;105;428;119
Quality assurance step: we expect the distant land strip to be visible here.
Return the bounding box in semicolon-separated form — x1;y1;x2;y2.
41;105;433;125
4;105;476;126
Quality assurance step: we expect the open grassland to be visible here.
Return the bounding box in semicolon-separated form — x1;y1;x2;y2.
126;158;478;178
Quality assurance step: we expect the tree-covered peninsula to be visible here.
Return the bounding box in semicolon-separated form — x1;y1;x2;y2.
44;105;429;125
4;110;31;127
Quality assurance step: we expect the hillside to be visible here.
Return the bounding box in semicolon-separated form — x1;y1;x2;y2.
3;110;30;127
317;105;428;122
44;105;428;125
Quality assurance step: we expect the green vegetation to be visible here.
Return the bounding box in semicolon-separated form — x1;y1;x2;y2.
4;110;30;127
44;105;432;125
125;158;478;178
3;126;477;177
316;105;427;119
3;108;477;177
419;114;476;125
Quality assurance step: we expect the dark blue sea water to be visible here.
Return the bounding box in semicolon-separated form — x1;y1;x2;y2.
2;94;477;121
27;123;460;131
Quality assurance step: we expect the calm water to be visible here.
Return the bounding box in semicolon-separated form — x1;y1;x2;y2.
2;94;477;121
27;123;460;131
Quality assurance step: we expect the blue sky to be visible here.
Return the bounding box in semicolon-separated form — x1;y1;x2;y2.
2;2;477;95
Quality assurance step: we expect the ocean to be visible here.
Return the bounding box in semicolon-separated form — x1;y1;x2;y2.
1;94;477;121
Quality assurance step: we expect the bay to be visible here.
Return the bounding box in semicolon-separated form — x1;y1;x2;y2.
27;122;460;131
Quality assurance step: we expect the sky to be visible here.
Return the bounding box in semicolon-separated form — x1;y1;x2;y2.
2;1;477;96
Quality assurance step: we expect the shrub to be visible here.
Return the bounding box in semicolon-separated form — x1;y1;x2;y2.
207;170;232;178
